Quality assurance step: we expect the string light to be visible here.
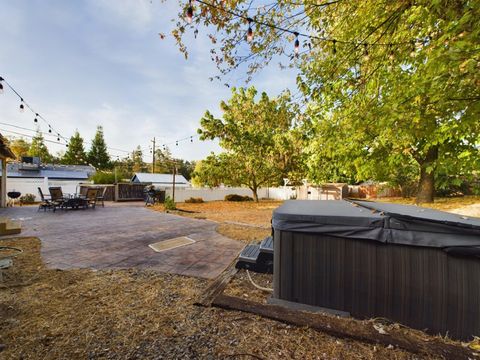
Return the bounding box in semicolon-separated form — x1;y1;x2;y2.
176;141;179;146
388;45;395;61
246;18;253;42
190;136;193;143
0;77;3;94
410;41;416;57
363;44;370;61
294;32;300;56
186;0;193;24
2;76;70;145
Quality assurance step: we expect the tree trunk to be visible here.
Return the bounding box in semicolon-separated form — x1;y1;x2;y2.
251;188;259;202
415;147;438;204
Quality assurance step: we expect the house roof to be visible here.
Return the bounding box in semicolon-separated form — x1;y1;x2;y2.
0;133;15;159
7;162;95;180
131;173;189;184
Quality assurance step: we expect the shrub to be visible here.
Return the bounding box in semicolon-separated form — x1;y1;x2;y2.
224;194;253;202
19;193;36;204
185;197;204;203
164;196;176;210
90;171;117;184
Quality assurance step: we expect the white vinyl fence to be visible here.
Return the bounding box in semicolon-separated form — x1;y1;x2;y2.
165;186;296;202
7;178;91;200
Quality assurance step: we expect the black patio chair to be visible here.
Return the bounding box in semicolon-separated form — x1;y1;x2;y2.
48;187;66;212
84;188;99;209
37;187;52;212
96;187;107;207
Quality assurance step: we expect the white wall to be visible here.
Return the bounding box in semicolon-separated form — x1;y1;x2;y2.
165;186;296;202
7;178;91;200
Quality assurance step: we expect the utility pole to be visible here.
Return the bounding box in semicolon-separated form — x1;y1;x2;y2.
151;137;156;174
172;163;176;203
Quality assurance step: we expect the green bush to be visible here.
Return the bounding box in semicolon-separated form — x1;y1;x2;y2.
164;196;176;210
185;197;204;203
224;194;253;202
19;193;36;204
90;171;117;184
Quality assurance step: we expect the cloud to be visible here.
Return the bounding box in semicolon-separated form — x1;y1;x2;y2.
86;0;154;33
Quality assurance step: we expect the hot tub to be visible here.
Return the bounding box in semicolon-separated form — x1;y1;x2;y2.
272;200;480;340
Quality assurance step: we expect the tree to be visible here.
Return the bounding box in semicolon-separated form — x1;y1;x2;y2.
28;132;53;163
7;137;30;161
198;86;305;201
170;1;480;203
176;159;196;180
88;126;111;170
62;130;88;165
153;147;174;173
191;154;228;188
132;146;147;173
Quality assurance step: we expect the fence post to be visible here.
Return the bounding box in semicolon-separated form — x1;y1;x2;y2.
114;183;119;202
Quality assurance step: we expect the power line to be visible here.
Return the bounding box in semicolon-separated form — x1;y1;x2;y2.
0;121;130;155
0;76;70;144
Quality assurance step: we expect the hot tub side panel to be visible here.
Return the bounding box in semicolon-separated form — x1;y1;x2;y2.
273;230;480;340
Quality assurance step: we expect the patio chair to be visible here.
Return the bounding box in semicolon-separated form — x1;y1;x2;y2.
96;187;107;207
84;188;99;209
37;187;52;212
48;187;66;212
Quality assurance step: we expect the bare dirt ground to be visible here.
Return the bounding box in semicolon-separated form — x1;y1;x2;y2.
0;237;428;359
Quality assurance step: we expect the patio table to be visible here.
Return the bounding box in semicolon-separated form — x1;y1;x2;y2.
62;195;87;210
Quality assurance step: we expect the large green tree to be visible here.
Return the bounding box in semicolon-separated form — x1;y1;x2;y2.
171;0;480;203
62;130;88;165
88;126;111;170
28;132;53;163
7;137;30;161
198;86;305;201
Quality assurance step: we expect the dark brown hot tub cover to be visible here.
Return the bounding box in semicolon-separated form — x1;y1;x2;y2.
272;200;480;251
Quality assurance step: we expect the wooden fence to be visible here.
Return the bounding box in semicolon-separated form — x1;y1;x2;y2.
79;183;150;202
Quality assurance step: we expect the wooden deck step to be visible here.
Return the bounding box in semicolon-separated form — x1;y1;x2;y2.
259;236;273;254
0;219;22;236
238;244;260;264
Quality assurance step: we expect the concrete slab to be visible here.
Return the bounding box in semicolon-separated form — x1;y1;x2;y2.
0;202;244;279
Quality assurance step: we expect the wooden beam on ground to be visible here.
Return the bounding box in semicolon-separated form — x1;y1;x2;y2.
212;294;475;360
195;260;238;307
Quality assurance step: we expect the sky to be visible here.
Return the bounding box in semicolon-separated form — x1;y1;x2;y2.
0;0;298;161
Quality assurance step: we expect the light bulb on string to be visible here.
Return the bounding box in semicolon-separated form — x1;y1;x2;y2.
176;141;178;146
388;45;395;61
19;99;25;112
186;0;193;24
0;77;3;94
190;136;193;143
246;18;253;42
363;44;370;61
57;137;60;141
34;113;39;123
294;32;300;56
410;41;416;57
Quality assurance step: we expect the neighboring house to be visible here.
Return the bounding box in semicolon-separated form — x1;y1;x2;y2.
7;157;96;199
131;173;190;188
296;183;349;200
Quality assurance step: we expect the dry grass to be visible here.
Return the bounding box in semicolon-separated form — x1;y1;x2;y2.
0;236;432;359
155;200;281;226
377;195;480;212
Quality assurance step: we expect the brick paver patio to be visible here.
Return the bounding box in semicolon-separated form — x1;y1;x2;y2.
0;202;244;279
